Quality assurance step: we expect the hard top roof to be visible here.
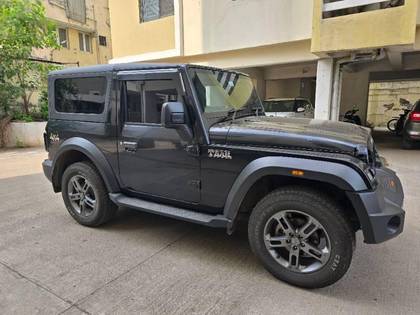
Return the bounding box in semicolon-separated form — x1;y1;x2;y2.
264;97;310;101
48;63;248;77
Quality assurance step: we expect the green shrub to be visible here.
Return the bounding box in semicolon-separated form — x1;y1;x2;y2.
38;89;49;121
12;111;34;122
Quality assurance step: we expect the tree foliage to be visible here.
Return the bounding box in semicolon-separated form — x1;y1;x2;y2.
0;0;58;117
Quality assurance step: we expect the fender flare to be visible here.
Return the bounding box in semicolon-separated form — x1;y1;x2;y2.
51;137;120;193
223;156;369;225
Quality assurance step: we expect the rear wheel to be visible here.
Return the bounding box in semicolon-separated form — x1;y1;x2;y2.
387;118;398;132
402;135;415;150
62;162;117;226
248;186;354;288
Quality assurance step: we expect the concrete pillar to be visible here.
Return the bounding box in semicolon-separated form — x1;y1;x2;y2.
315;58;334;120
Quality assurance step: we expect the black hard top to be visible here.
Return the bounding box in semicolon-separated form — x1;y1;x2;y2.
48;63;248;77
49;63;187;76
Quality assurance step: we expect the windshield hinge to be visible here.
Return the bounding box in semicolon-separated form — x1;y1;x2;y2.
185;144;200;157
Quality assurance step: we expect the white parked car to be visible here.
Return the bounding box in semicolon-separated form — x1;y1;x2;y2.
263;97;314;118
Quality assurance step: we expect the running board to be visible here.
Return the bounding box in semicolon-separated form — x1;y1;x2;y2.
109;193;230;228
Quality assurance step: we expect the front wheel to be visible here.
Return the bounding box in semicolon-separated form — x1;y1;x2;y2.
248;186;354;288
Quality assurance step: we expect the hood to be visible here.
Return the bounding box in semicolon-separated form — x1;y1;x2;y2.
209;116;373;159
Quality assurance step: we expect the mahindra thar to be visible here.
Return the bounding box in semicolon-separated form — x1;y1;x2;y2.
42;64;405;288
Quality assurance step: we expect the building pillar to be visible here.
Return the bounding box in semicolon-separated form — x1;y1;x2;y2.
315;58;334;120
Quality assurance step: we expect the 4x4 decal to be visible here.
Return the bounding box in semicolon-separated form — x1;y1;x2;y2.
208;149;232;160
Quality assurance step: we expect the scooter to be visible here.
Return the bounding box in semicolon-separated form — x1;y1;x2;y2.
343;107;362;125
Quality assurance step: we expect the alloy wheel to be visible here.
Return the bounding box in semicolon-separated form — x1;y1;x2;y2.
263;210;331;273
67;175;97;217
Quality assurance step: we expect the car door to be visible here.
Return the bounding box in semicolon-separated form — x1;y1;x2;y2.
117;70;200;203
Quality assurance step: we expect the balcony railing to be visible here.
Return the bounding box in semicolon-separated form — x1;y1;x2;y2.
323;0;404;18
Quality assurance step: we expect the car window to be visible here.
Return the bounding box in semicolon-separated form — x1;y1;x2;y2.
122;79;179;124
143;80;179;124
414;100;420;111
264;100;295;112
54;77;106;114
125;81;142;123
295;99;312;111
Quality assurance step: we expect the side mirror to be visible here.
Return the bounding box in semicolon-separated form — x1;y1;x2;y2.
161;102;193;141
296;107;305;113
162;102;185;127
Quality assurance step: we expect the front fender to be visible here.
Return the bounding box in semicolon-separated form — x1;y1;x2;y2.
223;156;369;225
51;137;120;193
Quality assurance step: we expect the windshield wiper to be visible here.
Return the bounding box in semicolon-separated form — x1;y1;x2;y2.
211;109;237;125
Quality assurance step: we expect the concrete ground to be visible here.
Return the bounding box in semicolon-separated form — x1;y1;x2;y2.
0;131;419;315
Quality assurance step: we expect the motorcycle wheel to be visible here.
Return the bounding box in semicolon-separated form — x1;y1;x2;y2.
387;118;398;132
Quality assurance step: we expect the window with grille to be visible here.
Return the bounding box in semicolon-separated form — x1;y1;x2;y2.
78;32;91;52
57;28;68;48
65;0;86;23
139;0;174;23
99;35;107;46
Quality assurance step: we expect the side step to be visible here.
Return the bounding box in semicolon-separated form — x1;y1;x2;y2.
109;193;230;228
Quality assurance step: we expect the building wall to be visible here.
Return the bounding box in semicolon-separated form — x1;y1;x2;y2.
162;40;317;69
265;79;302;100
311;0;418;54
108;0;175;59
33;0;112;66
182;0;313;57
368;81;420;127
340;71;370;124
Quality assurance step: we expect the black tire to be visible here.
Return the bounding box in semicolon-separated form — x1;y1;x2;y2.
387;118;398;132
248;186;354;289
61;161;117;226
402;135;415;150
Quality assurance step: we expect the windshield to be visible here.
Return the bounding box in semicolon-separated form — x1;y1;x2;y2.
188;67;263;125
263;99;312;113
264;100;296;112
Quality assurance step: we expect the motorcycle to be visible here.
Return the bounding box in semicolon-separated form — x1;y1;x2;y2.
386;98;412;135
343;107;362;125
387;108;411;135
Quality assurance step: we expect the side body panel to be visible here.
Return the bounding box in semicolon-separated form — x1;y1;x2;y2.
46;72;120;192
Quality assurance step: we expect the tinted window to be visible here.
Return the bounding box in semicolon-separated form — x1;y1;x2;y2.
143;80;178;124
414;100;420;111
264;100;295;112
55;77;107;114
126;81;142;123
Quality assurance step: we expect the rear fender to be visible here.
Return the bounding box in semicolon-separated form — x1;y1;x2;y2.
51;137;120;193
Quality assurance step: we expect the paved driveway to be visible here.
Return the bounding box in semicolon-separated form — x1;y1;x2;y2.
0;132;419;314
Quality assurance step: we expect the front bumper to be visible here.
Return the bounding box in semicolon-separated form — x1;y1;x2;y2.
42;159;53;182
347;167;405;244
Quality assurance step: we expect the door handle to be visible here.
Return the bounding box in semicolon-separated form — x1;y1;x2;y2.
121;141;138;152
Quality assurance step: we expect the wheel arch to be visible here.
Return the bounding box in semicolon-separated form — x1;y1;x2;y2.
224;156;368;231
51;137;120;193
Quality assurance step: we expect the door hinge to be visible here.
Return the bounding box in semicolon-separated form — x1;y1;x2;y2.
188;180;201;190
185;144;200;156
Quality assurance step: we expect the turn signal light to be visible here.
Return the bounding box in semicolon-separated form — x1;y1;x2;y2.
291;170;304;176
409;112;420;122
